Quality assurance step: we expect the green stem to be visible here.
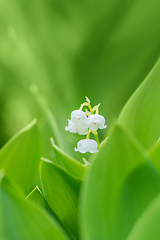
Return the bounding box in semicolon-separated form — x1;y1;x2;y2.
94;131;99;148
92;103;100;114
80;102;92;112
86;130;92;139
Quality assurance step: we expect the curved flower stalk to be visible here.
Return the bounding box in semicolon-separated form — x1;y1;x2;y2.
65;97;107;154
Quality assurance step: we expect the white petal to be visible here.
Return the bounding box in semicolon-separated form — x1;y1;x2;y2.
77;127;88;135
71;110;88;123
65;120;88;135
88;122;99;130
65;121;78;133
88;114;106;130
99;123;107;129
66;110;89;135
75;119;89;129
75;139;98;153
88;114;105;124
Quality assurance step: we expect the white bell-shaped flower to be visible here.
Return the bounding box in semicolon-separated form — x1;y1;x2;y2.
88;114;107;130
65;120;88;135
65;110;89;135
71;110;88;126
75;139;98;153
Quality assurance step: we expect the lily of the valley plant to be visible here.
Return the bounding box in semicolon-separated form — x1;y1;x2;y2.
65;97;107;153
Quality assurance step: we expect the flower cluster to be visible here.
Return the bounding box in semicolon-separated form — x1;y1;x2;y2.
65;97;107;154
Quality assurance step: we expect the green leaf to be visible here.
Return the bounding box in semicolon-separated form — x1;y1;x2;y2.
26;185;65;228
40;158;81;240
51;138;89;180
26;186;49;210
80;125;160;240
118;58;160;149
127;193;160;240
0;173;68;240
149;138;160;172
0;119;41;195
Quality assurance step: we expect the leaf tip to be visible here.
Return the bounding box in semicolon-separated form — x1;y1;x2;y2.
50;137;55;146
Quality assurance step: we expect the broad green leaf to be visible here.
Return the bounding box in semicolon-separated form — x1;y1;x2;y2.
26;185;65;228
127;193;160;240
0;119;41;195
26;186;49;210
0;170;24;198
80;125;160;240
51;138;89;180
40;158;81;240
0;174;68;240
149;138;160;172
118;58;160;149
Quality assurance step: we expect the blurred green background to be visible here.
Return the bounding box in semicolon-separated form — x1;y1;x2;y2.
0;0;160;158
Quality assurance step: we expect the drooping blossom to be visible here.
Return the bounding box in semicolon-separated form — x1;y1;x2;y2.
75;139;98;153
88;114;107;130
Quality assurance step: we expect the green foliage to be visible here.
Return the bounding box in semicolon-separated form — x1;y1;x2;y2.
40;158;81;240
118;58;160;149
51;138;88;180
127;193;160;240
80;126;160;240
0;0;160;239
0;119;41;195
0;173;68;240
26;186;49;210
149;138;160;172
0;59;160;238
